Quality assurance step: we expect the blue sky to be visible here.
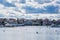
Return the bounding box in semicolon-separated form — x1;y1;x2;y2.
0;0;60;19
19;0;25;3
24;5;59;13
25;0;59;14
0;0;59;14
0;0;16;7
34;0;52;4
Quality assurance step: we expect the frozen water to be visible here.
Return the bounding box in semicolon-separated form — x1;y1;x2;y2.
0;26;60;40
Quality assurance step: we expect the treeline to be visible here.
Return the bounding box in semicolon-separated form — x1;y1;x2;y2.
0;18;60;26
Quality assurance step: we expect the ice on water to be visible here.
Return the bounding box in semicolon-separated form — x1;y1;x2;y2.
0;26;60;40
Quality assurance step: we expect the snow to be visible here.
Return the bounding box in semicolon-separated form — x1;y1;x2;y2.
0;26;60;40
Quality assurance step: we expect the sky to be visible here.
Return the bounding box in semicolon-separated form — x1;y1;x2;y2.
0;0;60;19
25;0;60;13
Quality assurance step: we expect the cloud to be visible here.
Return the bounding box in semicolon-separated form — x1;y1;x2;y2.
24;5;59;13
0;4;4;9
0;0;16;7
0;0;26;18
23;14;60;20
0;0;59;19
34;0;53;4
44;5;59;13
25;0;59;13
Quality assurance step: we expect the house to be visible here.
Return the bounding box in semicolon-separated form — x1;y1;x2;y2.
56;19;60;25
24;19;32;26
43;19;51;26
7;18;17;24
17;18;24;24
31;19;40;26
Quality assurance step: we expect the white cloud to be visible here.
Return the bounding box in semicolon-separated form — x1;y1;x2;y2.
0;4;5;9
6;0;12;3
6;0;17;3
0;0;59;19
23;14;60;20
26;0;58;9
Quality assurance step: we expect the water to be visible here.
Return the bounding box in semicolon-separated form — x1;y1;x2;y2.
0;26;60;40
